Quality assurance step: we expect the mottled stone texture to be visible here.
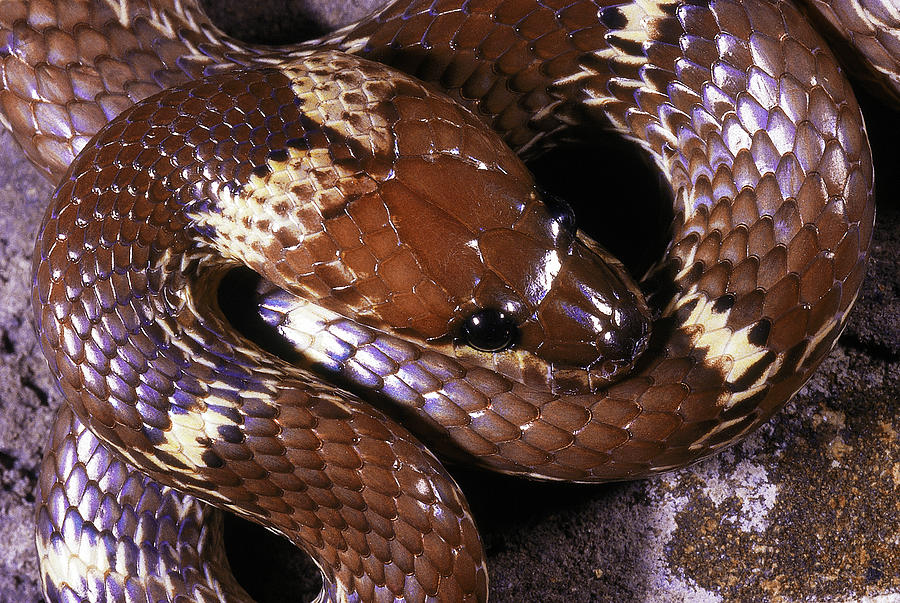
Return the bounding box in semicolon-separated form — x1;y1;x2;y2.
1;0;897;601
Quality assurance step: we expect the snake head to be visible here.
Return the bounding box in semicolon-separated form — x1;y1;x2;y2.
457;187;652;388
180;53;654;390
348;105;652;387
363;135;652;386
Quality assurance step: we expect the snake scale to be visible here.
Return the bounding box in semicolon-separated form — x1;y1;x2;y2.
0;0;895;599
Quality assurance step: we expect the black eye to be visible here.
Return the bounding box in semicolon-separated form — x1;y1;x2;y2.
539;188;577;236
460;309;518;352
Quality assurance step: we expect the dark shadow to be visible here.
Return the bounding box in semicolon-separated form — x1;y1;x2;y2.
528;137;673;280
200;0;329;44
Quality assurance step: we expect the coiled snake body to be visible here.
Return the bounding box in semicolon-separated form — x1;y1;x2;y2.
0;0;893;600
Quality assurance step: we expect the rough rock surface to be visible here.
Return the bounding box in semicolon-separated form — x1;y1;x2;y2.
0;1;897;601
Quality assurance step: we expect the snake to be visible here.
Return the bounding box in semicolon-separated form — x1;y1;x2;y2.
0;0;894;599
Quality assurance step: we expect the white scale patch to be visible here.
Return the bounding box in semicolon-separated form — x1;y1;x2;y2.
187;62;396;288
554;0;706;206
41;526;111;601
100;0;204;49
186;176;288;270
664;229;849;429
270;296;346;367
671;290;782;414
561;1;679;113
97;0;133;26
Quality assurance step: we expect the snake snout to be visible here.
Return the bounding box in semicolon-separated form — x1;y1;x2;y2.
526;242;652;381
601;289;652;362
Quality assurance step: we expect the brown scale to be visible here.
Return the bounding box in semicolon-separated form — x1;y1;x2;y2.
30;60;489;600
797;0;900;101
1;0;886;601
0;0;269;179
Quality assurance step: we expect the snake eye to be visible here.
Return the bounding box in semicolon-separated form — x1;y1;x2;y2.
539;188;577;236
460;309;518;352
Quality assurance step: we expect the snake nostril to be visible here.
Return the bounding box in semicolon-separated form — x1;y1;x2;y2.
460;308;519;352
